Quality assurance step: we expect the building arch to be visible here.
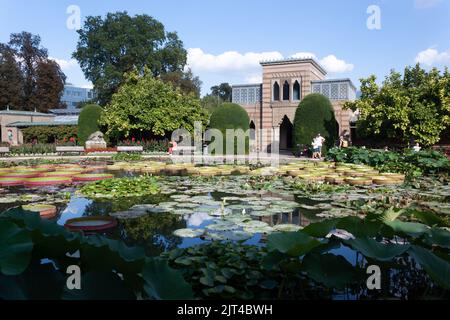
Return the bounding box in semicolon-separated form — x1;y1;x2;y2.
283;81;290;101
293;80;301;101
279;115;293;150
249;120;256;140
273;82;280;101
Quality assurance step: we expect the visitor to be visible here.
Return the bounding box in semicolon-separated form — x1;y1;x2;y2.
384;146;389;152
311;138;319;159
168;140;177;155
413;143;421;153
316;134;326;159
339;136;348;149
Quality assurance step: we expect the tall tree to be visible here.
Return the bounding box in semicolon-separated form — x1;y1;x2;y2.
3;32;66;112
211;83;232;102
31;60;66;112
0;44;23;108
160;68;202;97
73;11;188;105
345;64;450;146
8;32;48;110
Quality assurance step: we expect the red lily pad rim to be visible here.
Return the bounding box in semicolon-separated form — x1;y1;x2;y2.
64;216;118;232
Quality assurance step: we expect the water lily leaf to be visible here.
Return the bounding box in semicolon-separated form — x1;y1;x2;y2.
272;224;302;232
385;220;430;238
424;228;450;249
142;258;194;300
302;253;359;289
173;228;204;238
408;210;448;228
344;237;410;261
302;219;337;237
408;245;450;290
267;231;322;257
0;220;33;275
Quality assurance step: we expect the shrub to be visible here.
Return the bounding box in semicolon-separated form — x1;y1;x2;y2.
78;104;103;146
120;138;169;153
10;143;56;155
326;147;450;177
21;126;77;144
209;103;250;155
293;93;338;154
112;153;143;161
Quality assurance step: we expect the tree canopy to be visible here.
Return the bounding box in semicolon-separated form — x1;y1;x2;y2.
345;64;450;146
73;11;189;105
211;83;232;102
100;69;209;139
293;93;338;151
0;32;66;112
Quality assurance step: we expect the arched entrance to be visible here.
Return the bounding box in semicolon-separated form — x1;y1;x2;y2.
279;116;293;150
249;121;256;140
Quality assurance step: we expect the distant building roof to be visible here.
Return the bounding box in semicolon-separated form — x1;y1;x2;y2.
6;120;77;128
260;58;327;76
232;83;263;88
0;110;55;117
312;78;357;91
49;108;82;115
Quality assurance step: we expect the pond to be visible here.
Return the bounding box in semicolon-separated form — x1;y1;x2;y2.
3;160;447;257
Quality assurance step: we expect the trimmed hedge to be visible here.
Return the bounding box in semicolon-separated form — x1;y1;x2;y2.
22;126;78;144
78;104;103;146
209;103;250;155
293;93;338;153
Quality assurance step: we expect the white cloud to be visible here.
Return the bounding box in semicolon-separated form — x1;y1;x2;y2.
245;74;262;84
415;0;442;9
290;52;317;60
187;48;283;72
415;48;450;66
49;57;78;70
187;48;354;89
319;55;354;73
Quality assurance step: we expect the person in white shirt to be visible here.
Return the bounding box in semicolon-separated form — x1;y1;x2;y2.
316;134;326;158
413;143;421;152
311;138;319;159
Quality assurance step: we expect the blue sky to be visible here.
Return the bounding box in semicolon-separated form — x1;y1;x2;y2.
1;0;449;95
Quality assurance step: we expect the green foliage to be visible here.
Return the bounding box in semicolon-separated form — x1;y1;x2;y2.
111;153;143;161
293;93;338;152
1;201;450;299
78;104;103;145
21;126;77;144
345;65;450;146
209;102;250;155
73;12;188;105
78;176;160;199
327;147;450;177
160;68;202;98
0;208;193;300
210;83;232;102
10;143;56;155
4;32;66;112
100;70;209;139
201;94;224;114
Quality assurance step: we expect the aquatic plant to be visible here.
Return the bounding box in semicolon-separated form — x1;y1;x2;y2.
78;176;160;199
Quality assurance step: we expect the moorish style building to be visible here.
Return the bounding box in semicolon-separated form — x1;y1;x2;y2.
232;58;357;152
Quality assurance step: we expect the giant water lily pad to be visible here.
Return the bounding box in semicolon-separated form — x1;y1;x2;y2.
272;224;303;232
205;221;239;232
173;228;204;238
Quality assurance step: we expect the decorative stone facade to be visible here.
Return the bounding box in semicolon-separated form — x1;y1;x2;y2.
232;58;356;152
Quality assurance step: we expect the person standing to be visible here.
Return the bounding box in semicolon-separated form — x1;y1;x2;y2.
316;134;326;159
413;143;421;152
311;137;319;159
